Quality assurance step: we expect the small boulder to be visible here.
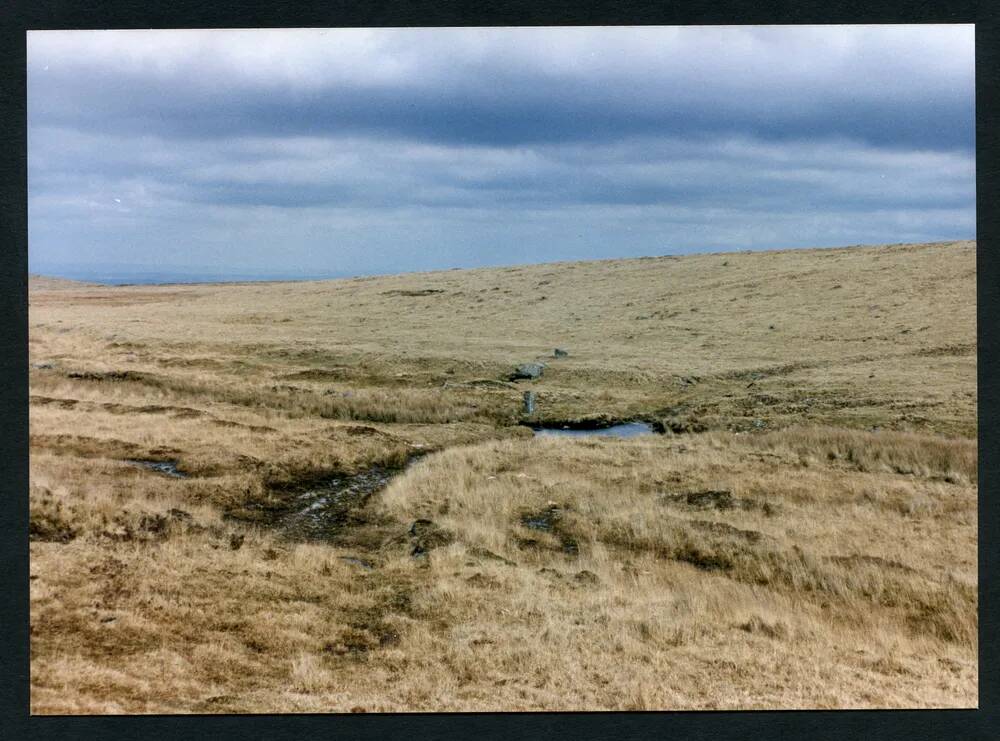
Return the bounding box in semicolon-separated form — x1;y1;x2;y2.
509;362;545;381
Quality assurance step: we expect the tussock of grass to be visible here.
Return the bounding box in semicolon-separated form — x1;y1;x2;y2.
37;368;507;425
377;434;976;650
746;425;977;484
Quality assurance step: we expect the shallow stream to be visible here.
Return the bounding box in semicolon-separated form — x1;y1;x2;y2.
269;465;402;542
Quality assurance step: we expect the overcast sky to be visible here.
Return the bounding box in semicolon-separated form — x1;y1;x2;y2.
27;26;975;281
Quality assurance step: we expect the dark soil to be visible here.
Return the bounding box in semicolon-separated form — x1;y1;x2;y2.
252;466;402;542
235;454;425;544
518;505;579;555
66;370;152;383
661;489;776;515
380;289;445;297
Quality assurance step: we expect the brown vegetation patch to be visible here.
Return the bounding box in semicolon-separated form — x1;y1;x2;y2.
336;425;398;439
29;490;80;543
209;419;278;433
29;433;180;462
280;368;351;381
661;489;775;514
102;403;204;418
154;356;234;370
66;370;155;383
380;288;446;297
826;553;920;574
406;519;454;556
30;395;79;409
910;343;976;358
464;378;517;389
738;615;789;639
31;289;192;306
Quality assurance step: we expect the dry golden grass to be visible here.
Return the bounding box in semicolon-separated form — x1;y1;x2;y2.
29;240;976;712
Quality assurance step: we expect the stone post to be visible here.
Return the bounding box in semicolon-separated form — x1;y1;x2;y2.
523;390;536;415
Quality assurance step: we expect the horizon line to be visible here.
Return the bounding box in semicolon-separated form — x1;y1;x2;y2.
29;238;976;287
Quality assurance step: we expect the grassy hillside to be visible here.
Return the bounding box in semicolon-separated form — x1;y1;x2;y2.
28;240;977;711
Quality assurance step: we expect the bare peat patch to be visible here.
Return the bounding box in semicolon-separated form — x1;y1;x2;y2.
661;489;776;515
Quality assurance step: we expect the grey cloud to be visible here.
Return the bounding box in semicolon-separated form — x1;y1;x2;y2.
30;130;973;211
26;27;976;279
28;26;974;151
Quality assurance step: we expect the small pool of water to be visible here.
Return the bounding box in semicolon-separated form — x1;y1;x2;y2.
125;459;188;478
533;421;655;438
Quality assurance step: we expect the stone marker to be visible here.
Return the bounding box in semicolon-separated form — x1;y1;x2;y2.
523;390;536;415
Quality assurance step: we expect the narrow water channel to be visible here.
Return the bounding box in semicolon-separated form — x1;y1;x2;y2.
269;465;402;542
125;459;188;478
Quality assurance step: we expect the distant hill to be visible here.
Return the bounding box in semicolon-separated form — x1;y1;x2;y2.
29;274;101;291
